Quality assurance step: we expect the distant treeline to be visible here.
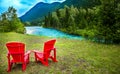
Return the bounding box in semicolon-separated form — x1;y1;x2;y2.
43;0;120;43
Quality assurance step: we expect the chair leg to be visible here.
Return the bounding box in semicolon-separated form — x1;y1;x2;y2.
35;57;38;62
7;61;13;72
7;62;10;72
52;48;58;62
25;55;30;64
7;64;11;72
27;55;30;64
38;58;49;66
42;59;49;66
50;56;58;62
22;63;26;71
34;53;38;62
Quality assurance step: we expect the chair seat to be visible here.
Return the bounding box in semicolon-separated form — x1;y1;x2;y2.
36;52;44;59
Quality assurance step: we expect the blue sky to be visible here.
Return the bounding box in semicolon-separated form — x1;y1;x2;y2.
0;0;65;17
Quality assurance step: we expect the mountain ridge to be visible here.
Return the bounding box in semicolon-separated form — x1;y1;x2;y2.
20;2;61;22
20;0;101;22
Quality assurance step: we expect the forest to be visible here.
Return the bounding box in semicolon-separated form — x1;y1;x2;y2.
43;0;120;43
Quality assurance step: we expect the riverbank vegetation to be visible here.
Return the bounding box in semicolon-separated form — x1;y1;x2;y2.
43;0;120;44
0;32;120;74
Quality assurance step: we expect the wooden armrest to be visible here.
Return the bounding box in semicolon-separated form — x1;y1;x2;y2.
32;50;42;54
51;48;56;50
25;51;31;56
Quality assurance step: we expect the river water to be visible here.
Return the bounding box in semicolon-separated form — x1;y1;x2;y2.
25;26;84;40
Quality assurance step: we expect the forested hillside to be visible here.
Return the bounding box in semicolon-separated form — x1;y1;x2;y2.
43;0;120;43
20;0;101;22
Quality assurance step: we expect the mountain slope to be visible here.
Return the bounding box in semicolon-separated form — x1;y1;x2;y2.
20;0;101;22
20;2;61;22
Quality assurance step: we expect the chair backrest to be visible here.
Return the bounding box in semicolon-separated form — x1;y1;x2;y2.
43;39;56;59
6;42;25;62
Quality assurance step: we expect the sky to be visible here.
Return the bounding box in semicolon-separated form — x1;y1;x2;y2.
0;0;65;17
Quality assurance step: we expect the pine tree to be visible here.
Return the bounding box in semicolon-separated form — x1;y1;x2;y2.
64;5;70;28
67;15;76;34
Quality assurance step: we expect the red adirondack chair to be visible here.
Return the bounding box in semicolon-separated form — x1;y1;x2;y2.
6;42;31;72
33;39;58;66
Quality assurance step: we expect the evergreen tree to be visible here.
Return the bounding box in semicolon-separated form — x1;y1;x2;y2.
44;13;51;27
67;15;76;34
44;16;48;27
48;12;52;27
52;12;61;28
78;8;87;29
56;9;61;18
64;6;70;28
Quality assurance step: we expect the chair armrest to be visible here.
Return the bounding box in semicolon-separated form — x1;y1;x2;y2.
32;50;42;54
51;47;56;50
25;51;31;56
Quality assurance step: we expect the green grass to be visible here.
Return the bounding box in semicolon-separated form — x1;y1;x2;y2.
0;32;120;74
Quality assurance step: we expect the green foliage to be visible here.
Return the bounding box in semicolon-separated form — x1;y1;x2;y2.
61;0;101;8
97;0;120;43
43;0;120;44
67;15;76;34
0;7;25;33
51;12;61;28
24;22;31;26
30;19;43;26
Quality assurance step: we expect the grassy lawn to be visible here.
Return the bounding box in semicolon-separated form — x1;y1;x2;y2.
0;32;120;74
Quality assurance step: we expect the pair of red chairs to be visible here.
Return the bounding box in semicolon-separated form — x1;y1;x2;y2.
6;39;57;72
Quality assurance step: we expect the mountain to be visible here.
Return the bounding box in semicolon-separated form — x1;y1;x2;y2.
20;2;61;22
20;0;101;22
